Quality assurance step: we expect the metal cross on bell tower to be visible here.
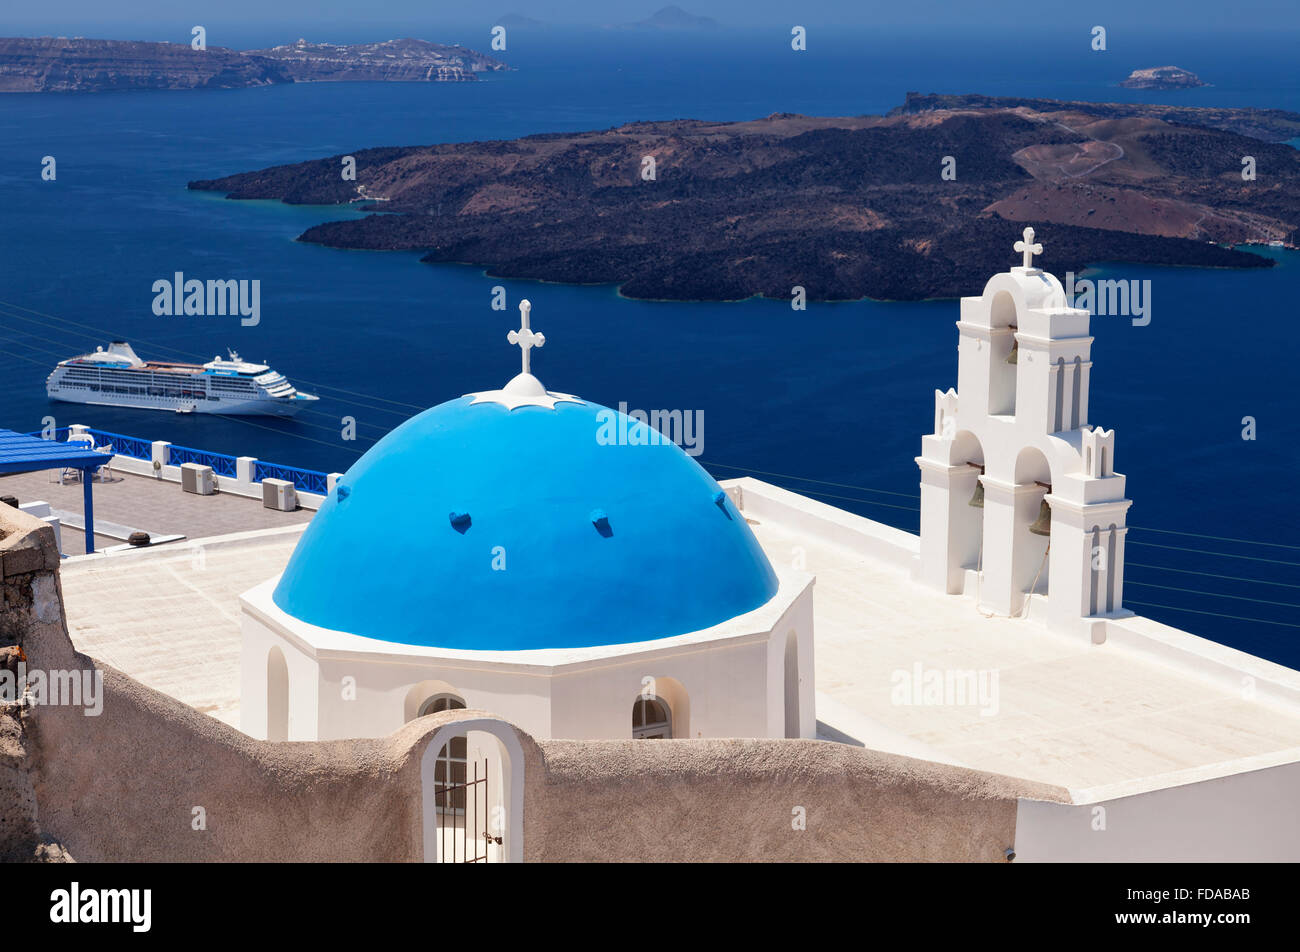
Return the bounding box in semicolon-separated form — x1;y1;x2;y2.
507;299;545;376
1013;226;1043;270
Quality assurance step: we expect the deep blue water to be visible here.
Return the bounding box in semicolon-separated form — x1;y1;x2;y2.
0;27;1297;664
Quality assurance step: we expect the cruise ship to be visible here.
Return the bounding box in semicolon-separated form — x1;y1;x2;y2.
46;341;319;416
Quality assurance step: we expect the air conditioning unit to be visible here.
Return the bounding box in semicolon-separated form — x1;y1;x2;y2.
262;477;296;512
180;463;214;495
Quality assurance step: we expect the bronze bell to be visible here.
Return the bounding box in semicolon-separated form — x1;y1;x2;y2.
968;481;985;508
1005;338;1018;364
1028;498;1052;536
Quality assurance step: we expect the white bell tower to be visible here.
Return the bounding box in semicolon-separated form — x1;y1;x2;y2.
915;228;1132;637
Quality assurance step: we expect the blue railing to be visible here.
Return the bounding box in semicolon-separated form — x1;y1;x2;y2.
168;442;239;478
254;461;330;495
83;428;153;462
27;426;332;494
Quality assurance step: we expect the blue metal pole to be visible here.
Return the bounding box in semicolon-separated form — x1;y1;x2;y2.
82;467;95;554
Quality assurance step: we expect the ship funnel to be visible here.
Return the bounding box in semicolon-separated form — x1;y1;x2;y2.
104;341;145;367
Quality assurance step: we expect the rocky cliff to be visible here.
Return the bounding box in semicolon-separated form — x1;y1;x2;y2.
0;36;507;93
0;37;284;92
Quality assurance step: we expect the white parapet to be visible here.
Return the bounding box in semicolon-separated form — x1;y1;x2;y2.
151;441;171;472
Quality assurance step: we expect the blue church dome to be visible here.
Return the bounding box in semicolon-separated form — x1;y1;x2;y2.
272;386;779;652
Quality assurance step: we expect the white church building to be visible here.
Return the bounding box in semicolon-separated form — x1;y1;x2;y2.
240;227;1139;746
239;300;816;744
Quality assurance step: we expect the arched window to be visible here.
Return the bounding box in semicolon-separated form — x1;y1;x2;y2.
419;693;466;718
421;695;468;814
632;696;672;739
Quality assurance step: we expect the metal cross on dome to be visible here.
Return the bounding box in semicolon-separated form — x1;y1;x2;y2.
1014;227;1043;269
507;299;545;375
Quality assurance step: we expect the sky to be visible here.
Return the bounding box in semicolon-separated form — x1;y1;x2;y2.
4;0;1299;47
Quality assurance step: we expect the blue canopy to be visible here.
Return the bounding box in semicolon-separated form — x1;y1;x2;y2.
0;429;106;554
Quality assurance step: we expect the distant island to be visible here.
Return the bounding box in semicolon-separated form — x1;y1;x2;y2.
0;36;507;93
189;92;1300;302
1120;66;1206;90
892;92;1298;140
615;6;720;30
496;13;548;29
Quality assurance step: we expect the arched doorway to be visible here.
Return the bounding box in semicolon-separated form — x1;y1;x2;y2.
266;646;288;741
422;719;524;863
419;695;468;818
632;696;672;739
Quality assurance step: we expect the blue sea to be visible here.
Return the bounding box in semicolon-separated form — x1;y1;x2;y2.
0;26;1297;664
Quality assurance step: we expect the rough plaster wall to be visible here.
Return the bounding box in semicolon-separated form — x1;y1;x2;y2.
529;738;1066;862
0;506;73;861
31;666;432;862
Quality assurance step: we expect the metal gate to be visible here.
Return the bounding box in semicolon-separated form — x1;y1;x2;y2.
437;755;503;863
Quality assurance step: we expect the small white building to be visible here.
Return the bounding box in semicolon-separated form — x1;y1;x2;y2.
240;301;815;743
916;228;1132;636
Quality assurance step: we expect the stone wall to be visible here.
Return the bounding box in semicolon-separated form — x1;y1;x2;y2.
0;504;71;860
0;503;1065;862
526;738;1057;862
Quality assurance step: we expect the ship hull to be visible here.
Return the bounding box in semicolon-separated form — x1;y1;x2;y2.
47;389;314;417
